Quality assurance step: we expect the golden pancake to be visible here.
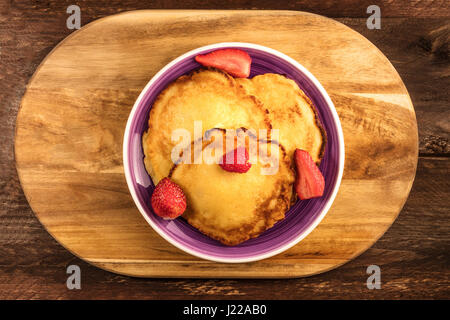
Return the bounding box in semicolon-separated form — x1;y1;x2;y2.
142;68;271;184
169;128;295;246
237;74;326;164
142;68;326;245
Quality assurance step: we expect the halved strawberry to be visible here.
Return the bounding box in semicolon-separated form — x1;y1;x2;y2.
219;147;252;173
195;48;251;78
294;149;325;200
151;178;187;219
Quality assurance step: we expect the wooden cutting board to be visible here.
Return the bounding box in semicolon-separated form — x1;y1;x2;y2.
15;10;418;278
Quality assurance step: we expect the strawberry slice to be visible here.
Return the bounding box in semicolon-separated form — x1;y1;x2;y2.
219;147;252;173
195;49;251;78
151;178;187;220
294;149;325;200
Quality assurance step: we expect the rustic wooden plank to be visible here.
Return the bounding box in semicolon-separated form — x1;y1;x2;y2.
0;6;448;298
1;17;448;158
1;0;449;18
341;18;450;156
0;157;447;299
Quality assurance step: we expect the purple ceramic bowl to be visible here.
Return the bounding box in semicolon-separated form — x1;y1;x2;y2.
123;43;344;263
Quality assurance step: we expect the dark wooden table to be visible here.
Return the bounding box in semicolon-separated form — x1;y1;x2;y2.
0;1;448;299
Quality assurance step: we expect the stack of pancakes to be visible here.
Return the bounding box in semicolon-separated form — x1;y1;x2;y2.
142;68;326;245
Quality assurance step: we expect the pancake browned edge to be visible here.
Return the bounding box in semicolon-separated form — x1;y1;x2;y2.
300;85;327;165
169;128;295;246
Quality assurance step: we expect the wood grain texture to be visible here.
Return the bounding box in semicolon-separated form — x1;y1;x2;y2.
1;0;449;18
1;157;448;299
1;1;448;299
340;18;450;156
14;10;418;278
